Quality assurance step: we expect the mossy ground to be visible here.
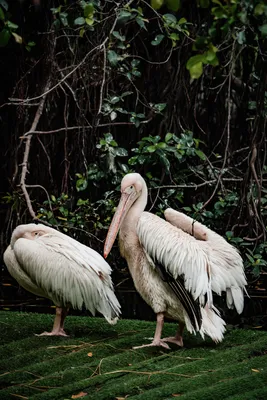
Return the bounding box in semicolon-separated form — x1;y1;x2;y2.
0;311;267;400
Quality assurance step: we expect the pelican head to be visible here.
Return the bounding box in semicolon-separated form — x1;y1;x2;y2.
104;173;147;258
10;224;47;249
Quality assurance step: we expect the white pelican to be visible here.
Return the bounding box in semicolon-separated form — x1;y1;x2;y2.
104;173;247;349
4;223;121;336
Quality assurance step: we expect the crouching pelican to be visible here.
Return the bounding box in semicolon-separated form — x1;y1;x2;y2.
104;173;247;349
4;224;121;336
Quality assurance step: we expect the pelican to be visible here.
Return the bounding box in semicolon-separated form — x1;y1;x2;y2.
4;223;121;336
104;173;247;349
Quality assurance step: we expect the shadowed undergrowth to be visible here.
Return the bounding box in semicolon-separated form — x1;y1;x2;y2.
0;311;267;399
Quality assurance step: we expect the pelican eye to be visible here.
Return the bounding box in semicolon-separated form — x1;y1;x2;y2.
130;185;133;189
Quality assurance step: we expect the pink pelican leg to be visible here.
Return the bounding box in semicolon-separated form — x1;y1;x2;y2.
133;313;170;350
162;322;185;347
35;306;69;337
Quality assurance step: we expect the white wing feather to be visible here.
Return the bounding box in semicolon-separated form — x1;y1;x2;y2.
4;245;47;298
137;212;211;303
13;231;120;322
165;208;247;313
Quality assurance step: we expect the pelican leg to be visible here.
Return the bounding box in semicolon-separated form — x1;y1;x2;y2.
133;313;170;350
59;306;69;334
162;322;184;347
35;307;69;337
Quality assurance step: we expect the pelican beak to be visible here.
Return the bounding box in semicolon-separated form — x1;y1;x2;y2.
104;191;136;258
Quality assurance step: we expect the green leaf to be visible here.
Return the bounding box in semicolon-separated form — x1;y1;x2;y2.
6;21;18;30
151;34;164;46
117;10;133;25
132;70;141;77
163;13;177;25
110;96;120;104
246;253;255;263
130;116;140;127
165;133;173;142
59;12;68;26
151;0;164;10
237;30;246;45
51;6;61;15
147;145;156;153
128;156;138;165
112;31;125;41
76;178;88;192
74;17;85;25
183;206;192;212
186;54;205;70
208;54;219;66
51;195;56;202
84;3;94;18
154;103;167;112
117;107;129;114
121;91;133;97
77;198;89;206
205;50;217;62
188;61;203;79
0;6;4;21
115;147;128;157
252;265;261;277
212;6;228;19
169;33;179;42
110;139;118;147
159;154;170;171
195;149;206;160
85;17;94;26
0;1;8;11
136;16;147;30
104;133;114;143
0;28;10;47
131;59;140;68
259;24;267;37
166;0;181;11
137;155;147;164
107;50;119;66
110;111;117;121
157;142;167;149
178;17;187;25
11;32;22;44
254;3;265;16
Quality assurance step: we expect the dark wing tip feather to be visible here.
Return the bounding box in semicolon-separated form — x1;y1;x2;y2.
155;263;202;331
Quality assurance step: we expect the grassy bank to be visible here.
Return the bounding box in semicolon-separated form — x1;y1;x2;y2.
0;311;266;399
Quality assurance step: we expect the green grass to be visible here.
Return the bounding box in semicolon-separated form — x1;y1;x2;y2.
0;311;267;400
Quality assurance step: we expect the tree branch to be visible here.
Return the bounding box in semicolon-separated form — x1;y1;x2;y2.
20;80;51;218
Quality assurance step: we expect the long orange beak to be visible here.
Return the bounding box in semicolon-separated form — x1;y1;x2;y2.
104;191;135;258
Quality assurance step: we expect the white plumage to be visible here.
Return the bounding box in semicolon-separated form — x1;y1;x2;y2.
104;173;247;349
4;223;121;336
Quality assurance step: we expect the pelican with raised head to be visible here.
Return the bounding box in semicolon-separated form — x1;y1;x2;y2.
4;224;121;336
104;173;247;349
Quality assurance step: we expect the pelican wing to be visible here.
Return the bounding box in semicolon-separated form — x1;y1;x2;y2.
164;208;247;314
137;212;212;307
154;261;202;330
13;232;121;321
4;245;47;298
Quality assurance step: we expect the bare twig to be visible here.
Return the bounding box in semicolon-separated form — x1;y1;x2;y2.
97;42;107;115
20;79;52;218
151;177;242;190
201;69;233;210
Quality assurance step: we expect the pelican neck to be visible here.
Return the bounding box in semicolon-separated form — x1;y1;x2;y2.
121;182;148;231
